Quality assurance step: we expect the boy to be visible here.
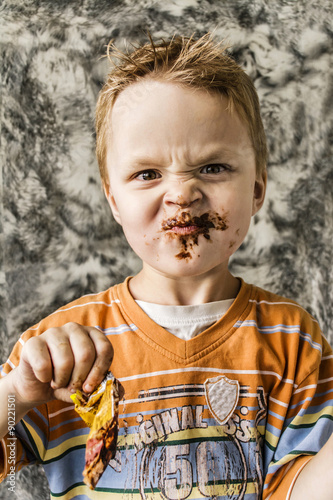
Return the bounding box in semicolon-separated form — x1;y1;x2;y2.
0;33;332;500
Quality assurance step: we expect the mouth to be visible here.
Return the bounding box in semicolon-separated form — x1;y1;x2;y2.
169;225;199;235
160;210;229;260
161;212;215;234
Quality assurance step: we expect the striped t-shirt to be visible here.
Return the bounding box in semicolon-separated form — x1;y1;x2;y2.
0;277;332;499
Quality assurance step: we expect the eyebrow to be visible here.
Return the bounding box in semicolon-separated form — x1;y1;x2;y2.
186;144;254;165
128;157;161;168
186;153;233;166
122;150;242;170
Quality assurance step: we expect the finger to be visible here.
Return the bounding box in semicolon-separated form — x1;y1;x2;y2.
66;325;97;393
44;329;75;390
53;387;74;404
22;336;53;384
81;327;114;393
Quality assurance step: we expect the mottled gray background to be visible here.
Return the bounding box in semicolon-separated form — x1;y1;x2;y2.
0;0;332;498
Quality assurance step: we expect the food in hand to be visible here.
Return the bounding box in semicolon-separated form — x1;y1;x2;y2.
71;372;120;489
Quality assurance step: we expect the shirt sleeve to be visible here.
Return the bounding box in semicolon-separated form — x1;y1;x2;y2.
0;321;50;482
262;319;333;499
0;290;109;484
0;368;47;483
0;416;40;482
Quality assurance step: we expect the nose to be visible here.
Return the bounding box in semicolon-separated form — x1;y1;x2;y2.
164;179;203;208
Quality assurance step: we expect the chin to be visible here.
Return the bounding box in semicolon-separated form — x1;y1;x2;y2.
154;256;226;279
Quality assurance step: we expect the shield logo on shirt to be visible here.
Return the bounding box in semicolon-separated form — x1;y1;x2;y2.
204;375;240;425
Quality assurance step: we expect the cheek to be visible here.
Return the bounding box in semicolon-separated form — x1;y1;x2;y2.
118;206;156;250
216;191;252;226
218;198;253;248
111;192;140;224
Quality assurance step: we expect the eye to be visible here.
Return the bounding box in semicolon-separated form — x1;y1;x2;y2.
200;164;228;174
135;170;161;181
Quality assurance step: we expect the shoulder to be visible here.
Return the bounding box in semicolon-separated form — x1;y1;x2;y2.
241;279;329;351
21;280;127;340
244;280;332;357
246;281;318;326
243;281;332;381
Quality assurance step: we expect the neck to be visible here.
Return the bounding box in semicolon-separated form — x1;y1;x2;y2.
128;264;240;305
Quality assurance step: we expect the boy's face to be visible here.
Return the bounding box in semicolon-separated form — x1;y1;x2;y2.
105;80;266;279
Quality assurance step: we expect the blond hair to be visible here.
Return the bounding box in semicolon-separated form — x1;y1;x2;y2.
96;33;267;186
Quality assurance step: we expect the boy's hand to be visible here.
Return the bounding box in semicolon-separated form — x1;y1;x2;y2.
10;323;114;407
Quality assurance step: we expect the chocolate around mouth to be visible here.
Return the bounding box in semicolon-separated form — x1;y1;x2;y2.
161;211;228;260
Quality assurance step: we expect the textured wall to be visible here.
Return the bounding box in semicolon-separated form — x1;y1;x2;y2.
0;0;332;498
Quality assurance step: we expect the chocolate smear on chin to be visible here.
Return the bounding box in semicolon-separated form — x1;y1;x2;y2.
162;211;228;260
176;249;192;260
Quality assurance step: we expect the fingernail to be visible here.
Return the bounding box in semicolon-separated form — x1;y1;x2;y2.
84;384;93;393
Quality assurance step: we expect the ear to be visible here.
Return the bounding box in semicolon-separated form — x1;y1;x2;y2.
103;184;122;225
252;169;267;216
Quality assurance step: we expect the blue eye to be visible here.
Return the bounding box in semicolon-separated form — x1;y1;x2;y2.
201;164;227;174
136;170;161;181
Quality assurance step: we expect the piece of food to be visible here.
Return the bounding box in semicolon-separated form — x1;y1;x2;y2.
71;372;120;489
